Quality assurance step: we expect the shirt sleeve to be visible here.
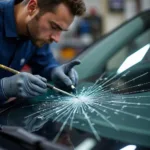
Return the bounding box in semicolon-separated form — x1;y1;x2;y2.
28;44;59;80
0;79;7;102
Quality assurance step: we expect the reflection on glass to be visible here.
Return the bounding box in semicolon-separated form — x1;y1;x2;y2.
117;44;150;74
120;145;137;150
75;138;96;150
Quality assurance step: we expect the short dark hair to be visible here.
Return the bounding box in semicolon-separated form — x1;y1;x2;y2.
23;0;86;16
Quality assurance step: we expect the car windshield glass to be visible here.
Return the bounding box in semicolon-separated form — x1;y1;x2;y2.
79;29;150;94
72;27;150;147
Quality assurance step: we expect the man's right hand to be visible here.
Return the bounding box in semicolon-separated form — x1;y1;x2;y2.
1;72;47;99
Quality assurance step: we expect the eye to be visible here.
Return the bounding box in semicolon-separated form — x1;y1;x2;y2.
51;24;57;30
51;23;59;31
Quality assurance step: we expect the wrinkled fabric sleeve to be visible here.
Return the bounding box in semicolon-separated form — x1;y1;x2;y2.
28;44;59;80
0;79;7;102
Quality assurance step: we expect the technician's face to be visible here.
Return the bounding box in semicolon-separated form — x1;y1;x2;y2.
27;4;74;48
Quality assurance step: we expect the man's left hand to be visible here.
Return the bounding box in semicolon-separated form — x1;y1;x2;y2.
51;60;81;90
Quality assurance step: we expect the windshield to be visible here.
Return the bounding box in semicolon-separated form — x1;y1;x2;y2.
79;29;150;94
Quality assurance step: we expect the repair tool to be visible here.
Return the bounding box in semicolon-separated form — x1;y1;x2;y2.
0;64;77;98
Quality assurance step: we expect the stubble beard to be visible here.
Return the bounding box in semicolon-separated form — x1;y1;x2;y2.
26;13;54;48
26;23;42;48
26;14;44;48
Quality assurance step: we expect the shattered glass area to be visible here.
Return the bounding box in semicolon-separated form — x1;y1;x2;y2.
6;69;150;144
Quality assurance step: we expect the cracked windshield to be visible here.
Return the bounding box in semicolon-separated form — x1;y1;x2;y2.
0;0;150;150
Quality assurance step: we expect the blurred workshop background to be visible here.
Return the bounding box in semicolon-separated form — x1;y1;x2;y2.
22;0;150;72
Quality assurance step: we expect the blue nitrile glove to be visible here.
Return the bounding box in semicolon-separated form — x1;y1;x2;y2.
1;72;47;99
51;60;81;90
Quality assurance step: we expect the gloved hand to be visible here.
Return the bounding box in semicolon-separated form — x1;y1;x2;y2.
51;60;81;91
1;72;47;99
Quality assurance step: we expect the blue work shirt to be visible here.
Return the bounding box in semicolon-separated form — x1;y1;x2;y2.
0;0;59;101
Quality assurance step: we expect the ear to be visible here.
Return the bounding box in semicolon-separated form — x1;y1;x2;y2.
27;0;38;16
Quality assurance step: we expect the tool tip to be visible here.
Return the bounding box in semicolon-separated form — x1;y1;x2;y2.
71;85;77;95
71;85;76;89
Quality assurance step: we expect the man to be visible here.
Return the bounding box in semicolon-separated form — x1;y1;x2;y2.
0;0;86;102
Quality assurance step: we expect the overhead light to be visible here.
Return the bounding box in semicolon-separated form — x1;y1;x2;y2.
117;44;150;74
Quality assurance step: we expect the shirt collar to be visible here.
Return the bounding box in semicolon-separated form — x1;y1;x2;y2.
4;0;18;38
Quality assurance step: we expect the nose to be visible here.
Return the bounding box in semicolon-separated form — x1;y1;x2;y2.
51;32;61;43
